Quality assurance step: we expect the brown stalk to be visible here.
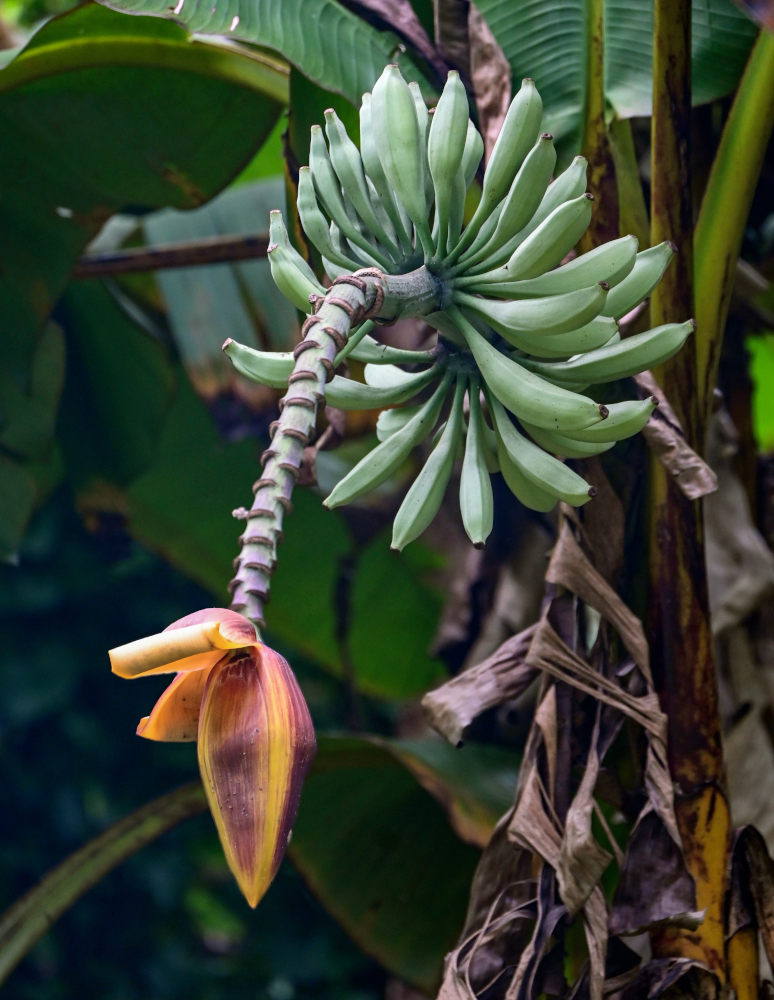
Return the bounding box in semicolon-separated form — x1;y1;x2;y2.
647;0;730;979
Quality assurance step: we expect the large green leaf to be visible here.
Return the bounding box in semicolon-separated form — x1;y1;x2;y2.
347;532;447;698
0;3;287;373
143;177;298;398
97;0;432;103
288;735;487;993
475;0;757;152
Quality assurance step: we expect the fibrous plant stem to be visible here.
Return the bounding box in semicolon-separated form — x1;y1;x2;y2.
228;265;442;629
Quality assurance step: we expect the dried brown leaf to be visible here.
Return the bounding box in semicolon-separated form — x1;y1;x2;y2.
525;621;664;737
618;958;718;1000
468;5;511;161
546;520;650;676
558;738;612;917
704;409;774;634
733;826;774;974
422;624;539;745
339;0;448;81
609;810;699;937
434;0;471;82
634;371;718;500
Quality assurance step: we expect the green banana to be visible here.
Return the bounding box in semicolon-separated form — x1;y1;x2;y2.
488;393;595;507
462;119;484;188
326;365;439;410
344;334;436;366
516;154;588;242
450;78;543;259
370;66;432;254
324;372;453;508
408;80;434;212
309;124;393;269
521;320;694;387
223;339;294;389
454;283;608;342
505;316;620;359
359;92;414;253
462;234;638;298
519;421;617;459
602;241;676;318
297;167;361;271
555;397;658;443
267;211;325;312
459;380;494;545
459;132;556;269
376;403;422;441
446;120;484;248
324;109;401;259
449;306;608;431
391;376;466;550
427;71;470;259
467;192;594;279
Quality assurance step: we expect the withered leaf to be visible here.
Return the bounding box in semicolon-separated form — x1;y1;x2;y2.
634;371;718;500
468;5;511;162
610;809;699;937
422;624;539;746
546;520;650;675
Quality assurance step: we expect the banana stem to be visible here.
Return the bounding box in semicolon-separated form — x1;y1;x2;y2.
228;271;386;629
228;265;443;629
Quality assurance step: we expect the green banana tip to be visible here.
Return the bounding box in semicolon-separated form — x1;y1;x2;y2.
599;404;609;419
223;338;234;351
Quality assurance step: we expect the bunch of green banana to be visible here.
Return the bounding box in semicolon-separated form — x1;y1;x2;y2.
224;64;693;548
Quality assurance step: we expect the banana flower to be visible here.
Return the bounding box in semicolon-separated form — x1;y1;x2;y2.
109;608;316;907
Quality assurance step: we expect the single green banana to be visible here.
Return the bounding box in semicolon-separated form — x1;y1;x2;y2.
450;78;543;259
297;167;361;270
330;220;384;270
364;362;430;389
309;125;393;269
516;154;588;242
521;320;695;387
555;397;658;443
461;234;638;298
519;421;617;459
266;211;325;312
371;66;433;255
365;177;401;249
359;92;414;254
344;334;436;366
324;372;453;508
391;376;466;550
459;380;494;545
454;283;608;343
376;403;422;441
408;80;434;213
427;71;470;259
324;109;402;259
505;316;620;359
326;365;439;410
223;339;294;388
447;121;483;249
467;192;594;279
449;306;607;431
462;119;484;188
602;241;676;318
488;393;595;507
460;133;557;269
